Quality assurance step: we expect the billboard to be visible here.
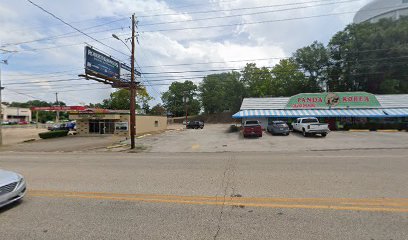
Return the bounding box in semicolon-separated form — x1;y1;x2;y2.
85;46;120;80
120;63;131;82
286;92;381;109
120;63;142;81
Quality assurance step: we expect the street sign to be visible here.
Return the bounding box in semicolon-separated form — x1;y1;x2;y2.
85;46;120;80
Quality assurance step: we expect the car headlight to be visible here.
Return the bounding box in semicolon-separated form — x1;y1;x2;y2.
17;177;25;188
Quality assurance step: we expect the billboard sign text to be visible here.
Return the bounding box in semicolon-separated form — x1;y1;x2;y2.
85;46;120;79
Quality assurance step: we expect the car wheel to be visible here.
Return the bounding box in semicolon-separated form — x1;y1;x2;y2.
321;133;327;137
200;127;203;129
302;129;308;137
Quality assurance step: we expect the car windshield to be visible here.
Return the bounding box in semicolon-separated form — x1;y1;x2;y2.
1;1;407;238
273;121;285;125
302;119;319;123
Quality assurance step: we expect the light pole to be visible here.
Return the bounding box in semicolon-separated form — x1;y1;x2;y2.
183;92;189;128
112;14;137;149
0;59;8;146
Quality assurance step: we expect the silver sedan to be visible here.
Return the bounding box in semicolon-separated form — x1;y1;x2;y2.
0;169;27;208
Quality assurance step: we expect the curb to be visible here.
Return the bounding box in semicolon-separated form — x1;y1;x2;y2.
377;130;400;132
349;129;370;132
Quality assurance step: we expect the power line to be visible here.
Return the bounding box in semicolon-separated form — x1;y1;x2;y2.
1;25;128;48
137;0;338;18
139;0;359;27
4;88;48;101
138;6;401;33
26;0;129;58
3;55;408;87
3;4;398;54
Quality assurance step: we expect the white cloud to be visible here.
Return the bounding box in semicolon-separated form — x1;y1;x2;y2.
0;0;369;105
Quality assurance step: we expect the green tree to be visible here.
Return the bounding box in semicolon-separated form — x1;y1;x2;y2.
150;104;166;116
199;72;244;114
270;59;308;96
293;41;328;92
240;63;273;97
327;17;408;93
101;87;152;111
161;81;200;117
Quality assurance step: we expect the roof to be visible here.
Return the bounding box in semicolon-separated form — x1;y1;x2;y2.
239;94;408;110
232;108;408;119
354;0;408;23
233;109;389;118
376;94;408;108
240;97;290;110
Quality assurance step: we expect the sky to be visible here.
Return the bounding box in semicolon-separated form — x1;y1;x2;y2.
0;0;372;106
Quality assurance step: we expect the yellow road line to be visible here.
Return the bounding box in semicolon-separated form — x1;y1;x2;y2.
28;190;408;213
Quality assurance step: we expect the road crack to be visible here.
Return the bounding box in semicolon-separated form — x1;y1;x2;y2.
213;155;237;240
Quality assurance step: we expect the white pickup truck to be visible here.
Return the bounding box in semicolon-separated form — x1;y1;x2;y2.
292;117;330;137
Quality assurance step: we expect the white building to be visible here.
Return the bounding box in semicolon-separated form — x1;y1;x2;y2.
354;0;408;24
1;104;32;122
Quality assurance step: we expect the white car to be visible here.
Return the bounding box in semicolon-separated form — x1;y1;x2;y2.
0;169;27;208
292;117;330;137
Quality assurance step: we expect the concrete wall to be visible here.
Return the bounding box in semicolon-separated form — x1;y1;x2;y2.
135;115;167;134
71;114;167;136
1;105;32;122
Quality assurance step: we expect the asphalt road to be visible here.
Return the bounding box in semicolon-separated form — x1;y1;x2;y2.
0;150;407;239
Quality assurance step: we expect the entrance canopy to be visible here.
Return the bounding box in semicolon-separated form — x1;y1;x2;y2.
232;109;395;119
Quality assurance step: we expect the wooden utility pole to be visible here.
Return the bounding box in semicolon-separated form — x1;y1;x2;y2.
0;66;3;146
130;14;136;149
0;59;7;146
55;92;60;123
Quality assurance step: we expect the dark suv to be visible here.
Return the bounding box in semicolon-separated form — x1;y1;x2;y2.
186;121;204;129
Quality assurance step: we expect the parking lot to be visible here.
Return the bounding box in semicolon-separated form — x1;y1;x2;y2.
135;124;408;153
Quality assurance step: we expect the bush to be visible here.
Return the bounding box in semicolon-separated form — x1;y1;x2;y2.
228;125;240;133
39;130;69;139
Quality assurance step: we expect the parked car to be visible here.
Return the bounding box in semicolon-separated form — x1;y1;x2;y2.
18;121;29;125
1;121;10;125
48;123;70;131
45;121;54;124
292;117;330;137
267;121;290;135
186;121;204;129
0;169;26;208
243;120;263;138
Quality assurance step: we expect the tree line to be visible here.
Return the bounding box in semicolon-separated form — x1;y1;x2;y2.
162;17;408;116
6;17;408;118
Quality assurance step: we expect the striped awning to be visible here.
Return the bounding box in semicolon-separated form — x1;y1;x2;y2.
383;108;408;116
232;109;388;118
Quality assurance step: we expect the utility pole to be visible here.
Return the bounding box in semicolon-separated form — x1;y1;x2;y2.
130;14;136;149
183;92;189;128
55;92;60;123
0;59;7;146
0;65;3;146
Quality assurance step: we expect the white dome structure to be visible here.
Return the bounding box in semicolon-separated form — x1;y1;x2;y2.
354;0;408;24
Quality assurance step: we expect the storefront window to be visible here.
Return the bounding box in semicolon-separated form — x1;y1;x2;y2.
89;120;115;134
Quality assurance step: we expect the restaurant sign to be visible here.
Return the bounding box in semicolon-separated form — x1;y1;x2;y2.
286;92;381;109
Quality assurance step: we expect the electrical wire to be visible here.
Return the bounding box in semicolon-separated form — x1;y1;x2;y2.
26;0;129;58
139;0;359;27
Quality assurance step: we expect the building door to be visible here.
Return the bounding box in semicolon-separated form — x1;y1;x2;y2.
99;122;105;134
328;118;336;130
